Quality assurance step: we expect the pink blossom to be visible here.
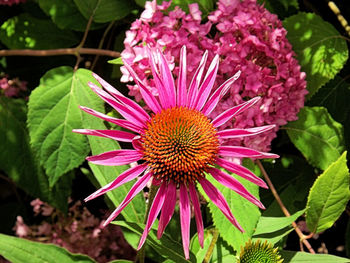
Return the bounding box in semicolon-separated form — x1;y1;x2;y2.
0;0;25;5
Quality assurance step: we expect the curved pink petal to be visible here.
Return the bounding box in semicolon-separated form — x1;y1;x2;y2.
158;50;176;108
194;54;219;111
208;167;265;209
103;172;152;227
138;182;167;249
188;183;204;248
92;73;150;121
177;46;187;107
88;82;145;128
187;50;208;108
72;129;136;142
86;150;143;166
132;136;143;152
85;164;147;202
157;181;176;239
202;71;241;116
211;97;261;128
217;125;276;139
216;158;268;188
179;184;191;260
79;106;141;133
199;177;244;232
122;60;161;113
219;146;279;159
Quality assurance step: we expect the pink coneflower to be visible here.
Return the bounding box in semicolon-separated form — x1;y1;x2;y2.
74;46;278;259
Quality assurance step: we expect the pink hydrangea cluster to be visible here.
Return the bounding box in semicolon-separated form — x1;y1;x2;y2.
120;0;307;151
0;0;26;5
13;199;135;262
0;75;27;97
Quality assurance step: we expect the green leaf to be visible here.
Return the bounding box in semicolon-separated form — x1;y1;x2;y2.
0;97;71;211
73;0;132;23
306;151;350;233
285;106;345;170
205;171;261;252
283;13;349;99
38;0;97;31
0;233;95;263
0;13;79;49
280;250;350;262
28;66;103;187
108;57;123;65
114;221;195;263
257;0;299;19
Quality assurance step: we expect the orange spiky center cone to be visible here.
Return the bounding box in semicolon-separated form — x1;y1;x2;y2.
141;107;219;184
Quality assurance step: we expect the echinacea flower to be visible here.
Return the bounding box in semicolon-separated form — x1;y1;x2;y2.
73;46;278;259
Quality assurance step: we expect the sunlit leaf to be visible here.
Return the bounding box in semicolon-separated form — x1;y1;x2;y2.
280;250;350;262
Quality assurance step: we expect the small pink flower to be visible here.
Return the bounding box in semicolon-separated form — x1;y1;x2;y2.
13;216;30;237
0;0;26;5
74;46;278;258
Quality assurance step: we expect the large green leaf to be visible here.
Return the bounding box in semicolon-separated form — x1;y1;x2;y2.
0;13;79;49
28;66;103;187
283;13;348;98
306;151;350;234
280;250;350;263
73;0;132;23
285;106;345;170
114;221;195;263
0;233;95;263
204;171;261;252
0;97;71;211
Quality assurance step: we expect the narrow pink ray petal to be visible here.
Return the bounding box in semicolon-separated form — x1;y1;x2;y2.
211;97;261;128
216;158;268;188
202;71;241;116
72;129;136;142
208;167;265;209
85;164;147;202
138;182;167;249
157;181;176;239
146;47;171;109
79;106;141;133
179;184;191;260
158;50;176;108
194;54;220;111
188;183;204;248
88;82;145;128
177;45;187;107
187;50;208;108
92;73;150;121
86;150;143;166
217;125;276;139
199;177;244;232
103;172;152;227
219;146;279;159
132;136;143;152
122;60;161;113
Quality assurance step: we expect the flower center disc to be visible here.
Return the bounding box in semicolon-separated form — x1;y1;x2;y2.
141;107;219;184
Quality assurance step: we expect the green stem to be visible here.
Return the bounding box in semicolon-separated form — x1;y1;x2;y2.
203;228;219;263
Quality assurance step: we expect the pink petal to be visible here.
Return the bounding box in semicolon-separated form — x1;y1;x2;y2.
199;177;244;232
86;150;143;166
201;71;241;116
103;172;152;227
217;125;276;139
187;50;208;108
72;129;136;142
194;54;219;111
157;181;176;239
122;60;161;113
219;146;279;159
79;106;141;133
158;50;176;108
177;46;187;107
211;97;261;128
179;184;191;260
92;73;150;121
216;158;268;188
188;183;204;248
208;167;265;209
138;182;167;249
85;164;147;202
88;82;145;128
